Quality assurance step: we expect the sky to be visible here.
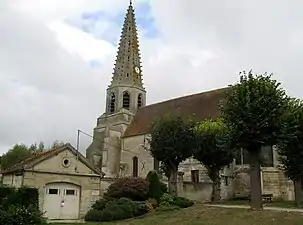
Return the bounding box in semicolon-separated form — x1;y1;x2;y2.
1;0;303;155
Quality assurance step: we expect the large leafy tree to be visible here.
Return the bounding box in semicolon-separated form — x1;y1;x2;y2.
277;98;303;207
149;116;196;196
193;119;234;203
221;70;289;209
0;140;64;170
0;144;33;170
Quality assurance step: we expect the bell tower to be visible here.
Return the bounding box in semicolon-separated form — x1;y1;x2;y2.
86;1;146;177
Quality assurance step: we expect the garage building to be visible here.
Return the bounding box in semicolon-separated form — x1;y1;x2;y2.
1;143;104;220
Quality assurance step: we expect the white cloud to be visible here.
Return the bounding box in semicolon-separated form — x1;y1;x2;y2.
1;0;303;154
49;20;115;62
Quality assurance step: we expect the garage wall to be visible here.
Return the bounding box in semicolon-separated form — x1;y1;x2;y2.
23;171;101;219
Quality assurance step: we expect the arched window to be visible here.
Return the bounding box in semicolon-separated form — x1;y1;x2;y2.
123;91;130;109
137;94;142;108
110;93;115;114
132;156;138;177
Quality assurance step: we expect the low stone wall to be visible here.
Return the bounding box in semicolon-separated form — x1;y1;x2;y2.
233;166;295;200
182;181;212;202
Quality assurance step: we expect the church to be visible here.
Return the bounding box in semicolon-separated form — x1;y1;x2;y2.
86;2;294;200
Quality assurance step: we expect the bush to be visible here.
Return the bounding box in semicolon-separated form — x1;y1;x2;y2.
173;196;194;208
0;186;39;209
146;171;167;201
91;198;108;211
147;198;158;208
159;193;174;207
0;204;46;225
159;194;194;209
104;177;149;201
85;198;149;222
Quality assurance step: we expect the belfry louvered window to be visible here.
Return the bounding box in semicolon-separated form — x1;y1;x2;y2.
123;91;130;109
110;93;116;113
137;94;142;108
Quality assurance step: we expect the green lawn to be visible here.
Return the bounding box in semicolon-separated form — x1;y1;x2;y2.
222;199;297;208
56;204;303;225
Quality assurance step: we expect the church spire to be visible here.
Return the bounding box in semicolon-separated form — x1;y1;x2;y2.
109;1;144;89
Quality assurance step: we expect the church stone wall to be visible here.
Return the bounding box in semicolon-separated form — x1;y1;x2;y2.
120;134;154;178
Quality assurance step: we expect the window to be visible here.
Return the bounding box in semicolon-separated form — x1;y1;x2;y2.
126;73;129;78
261;146;274;167
65;189;76;195
110;93;116;113
235;146;274;167
235;149;242;165
137;94;142;108
191;170;199;183
224;176;228;186
132;156;138;177
62;158;70;167
123;92;130;109
243;148;250;164
153;158;159;171
48;189;58;195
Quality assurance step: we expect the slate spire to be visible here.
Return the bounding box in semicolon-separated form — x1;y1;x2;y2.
109;1;144;89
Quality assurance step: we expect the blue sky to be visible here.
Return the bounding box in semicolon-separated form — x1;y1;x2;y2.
67;1;160;47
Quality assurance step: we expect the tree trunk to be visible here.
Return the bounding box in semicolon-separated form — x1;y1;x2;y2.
294;178;303;208
211;169;221;203
249;148;263;210
169;168;178;196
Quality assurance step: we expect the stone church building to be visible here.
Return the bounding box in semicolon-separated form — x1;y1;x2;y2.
86;2;295;201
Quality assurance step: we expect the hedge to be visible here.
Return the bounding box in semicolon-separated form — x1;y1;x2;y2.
0;185;39;209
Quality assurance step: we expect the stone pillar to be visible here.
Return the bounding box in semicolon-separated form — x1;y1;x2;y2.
177;171;184;197
260;168;264;194
272;145;280;168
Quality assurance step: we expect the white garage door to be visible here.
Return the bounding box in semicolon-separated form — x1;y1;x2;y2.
43;183;80;220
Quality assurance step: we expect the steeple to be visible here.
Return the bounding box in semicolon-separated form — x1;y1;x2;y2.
109;1;144;90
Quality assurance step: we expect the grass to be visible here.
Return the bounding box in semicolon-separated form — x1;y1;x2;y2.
222;199;297;208
56;204;303;225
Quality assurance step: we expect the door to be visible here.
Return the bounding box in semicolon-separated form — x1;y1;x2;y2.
43;182;80;220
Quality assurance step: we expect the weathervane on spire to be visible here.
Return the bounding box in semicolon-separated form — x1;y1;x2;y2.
130;0;132;6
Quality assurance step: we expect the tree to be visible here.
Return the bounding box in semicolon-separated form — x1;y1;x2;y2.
221;70;289;209
193;119;234;203
51;140;65;148
0;144;32;170
276;98;303;207
148;116;196;196
0;141;47;170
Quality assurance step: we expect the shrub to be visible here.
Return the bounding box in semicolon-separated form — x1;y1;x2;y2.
159;194;194;209
145;199;156;212
146;170;167;201
85;198;149;222
104;177;149;201
91;198;108;211
0;186;39;209
173;196;194;208
147;198;158;208
0;204;46;225
159;193;174;206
